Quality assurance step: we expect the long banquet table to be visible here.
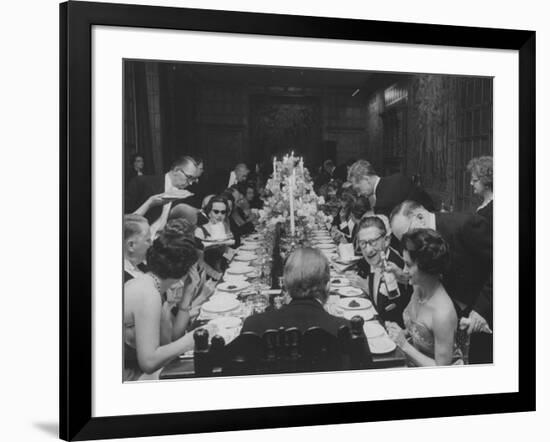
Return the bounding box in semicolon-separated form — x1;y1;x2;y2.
159;224;406;379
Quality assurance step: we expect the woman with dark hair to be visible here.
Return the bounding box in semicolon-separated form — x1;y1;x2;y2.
224;185;255;245
386;228;461;366
347;215;411;327
194;196;234;274
330;188;357;244
123;218;213;381
244;181;263;209
467;156;493;225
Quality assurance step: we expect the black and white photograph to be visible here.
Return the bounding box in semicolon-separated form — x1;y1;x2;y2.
123;60;494;381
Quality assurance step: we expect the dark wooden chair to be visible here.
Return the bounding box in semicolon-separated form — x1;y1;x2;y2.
192;315;373;376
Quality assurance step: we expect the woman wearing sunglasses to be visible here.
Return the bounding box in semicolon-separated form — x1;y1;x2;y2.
194;195;234;273
347;215;411;327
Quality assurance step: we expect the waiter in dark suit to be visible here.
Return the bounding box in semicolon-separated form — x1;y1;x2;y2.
390;200;493;364
125;156;201;232
241;248;350;337
347;160;434;218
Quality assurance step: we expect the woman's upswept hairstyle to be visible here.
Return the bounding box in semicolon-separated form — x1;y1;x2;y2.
146;218;199;280
283;248;330;302
467;156;493;190
401;228;450;276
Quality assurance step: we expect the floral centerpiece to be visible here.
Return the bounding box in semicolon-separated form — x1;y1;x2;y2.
256;152;333;232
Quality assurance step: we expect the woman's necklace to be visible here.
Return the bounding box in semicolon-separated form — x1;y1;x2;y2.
148;273;162;294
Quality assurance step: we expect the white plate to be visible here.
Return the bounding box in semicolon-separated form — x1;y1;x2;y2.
368;336;397;354
339;297;372;310
330;277;350;287
223;274;247;283
342;308;375;321
245;235;263;242
317;243;336;250
201;297;240;314
239;244;259;251
337;286;364;297
364;321;386;339
233;253;257;262
226;266;254;275
217;281;250;292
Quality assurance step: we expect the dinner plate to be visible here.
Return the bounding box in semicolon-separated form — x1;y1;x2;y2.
363;321;386;339
337;286;364;297
242;240;262;247
226;266;254;275
239;244;260;251
339;297;372;310
368;336;397;354
233;253;257;262
342;308;375;321
330;277;350;288
317;243;336;250
244;234;263;242
201;297;240;314
217;281;250;292
223;273;247;283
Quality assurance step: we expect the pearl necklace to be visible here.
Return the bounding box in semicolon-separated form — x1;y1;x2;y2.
148;273;162;294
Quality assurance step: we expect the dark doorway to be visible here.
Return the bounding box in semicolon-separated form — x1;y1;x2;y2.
249;95;322;166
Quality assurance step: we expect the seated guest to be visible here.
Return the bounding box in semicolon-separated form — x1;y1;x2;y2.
467;156;493;226
330;188;356;243
227;185;255;238
185;157;208;208
244;181;263;209
227;163;250;187
126;155;201;234
386;228;462;366
124;219;213;381
347;216;411;327
195;196;234;273
241;248;350;336
390;200;492;364
347;160;435;217
124;214;151;282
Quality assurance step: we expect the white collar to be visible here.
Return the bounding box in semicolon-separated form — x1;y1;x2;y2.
124;258;144;278
164;172;175;192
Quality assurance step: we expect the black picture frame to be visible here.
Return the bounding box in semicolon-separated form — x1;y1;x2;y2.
60;1;536;440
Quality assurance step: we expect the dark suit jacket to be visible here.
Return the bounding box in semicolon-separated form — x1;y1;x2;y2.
241;298;350;337
374;173;435;217
125;175;194;225
435;212;493;324
476;200;493;228
356;249;412;327
125;175;165;224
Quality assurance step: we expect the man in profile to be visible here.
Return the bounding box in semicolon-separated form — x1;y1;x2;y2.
347;160;434;218
123;214;151;282
390;200;493;364
125;155;201;233
241;248;349;337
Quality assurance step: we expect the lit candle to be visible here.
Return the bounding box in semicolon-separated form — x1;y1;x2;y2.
288;176;295;236
273;156;276;175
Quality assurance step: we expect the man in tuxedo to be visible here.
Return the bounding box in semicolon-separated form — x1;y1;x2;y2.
123;214;151;282
390;200;493;363
241;248;350;337
347;160;435;217
125;155;201;229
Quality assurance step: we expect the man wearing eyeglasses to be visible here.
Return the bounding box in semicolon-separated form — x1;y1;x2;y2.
389;200;493;364
125;156;201;233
